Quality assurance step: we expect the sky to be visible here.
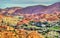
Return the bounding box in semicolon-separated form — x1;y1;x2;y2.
0;0;60;8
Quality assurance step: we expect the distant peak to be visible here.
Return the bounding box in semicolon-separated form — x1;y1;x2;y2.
55;2;60;4
53;2;60;5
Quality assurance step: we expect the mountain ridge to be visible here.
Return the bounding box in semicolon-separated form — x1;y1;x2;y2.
0;2;60;15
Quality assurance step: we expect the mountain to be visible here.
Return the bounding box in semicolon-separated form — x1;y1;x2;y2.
14;5;47;14
0;7;22;15
0;2;60;15
13;2;60;15
42;2;60;14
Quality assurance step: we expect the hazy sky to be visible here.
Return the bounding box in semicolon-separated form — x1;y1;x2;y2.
0;0;60;8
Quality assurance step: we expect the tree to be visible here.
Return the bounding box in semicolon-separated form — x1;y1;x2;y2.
27;31;44;38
